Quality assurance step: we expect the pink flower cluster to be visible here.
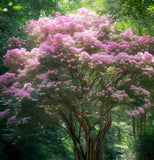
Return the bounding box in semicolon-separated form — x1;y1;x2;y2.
17;117;28;124
8;37;24;49
120;29;133;37
0;72;15;91
0;109;10;117
4;48;31;72
111;90;128;101
7;115;16;124
3;86;31;100
126;107;146;116
36;70;58;79
107;34;154;55
130;85;150;96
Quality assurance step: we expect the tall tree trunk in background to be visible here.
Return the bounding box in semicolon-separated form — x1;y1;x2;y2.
140;113;146;133
118;115;121;142
132;116;136;139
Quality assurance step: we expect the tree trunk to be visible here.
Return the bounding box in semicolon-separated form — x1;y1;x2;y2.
132;116;136;139
96;107;104;160
95;106;111;160
73;144;81;160
96;145;103;160
140;113;146;133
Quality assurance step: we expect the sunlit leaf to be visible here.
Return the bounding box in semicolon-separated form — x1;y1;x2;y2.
8;2;13;6
13;5;23;10
2;8;8;12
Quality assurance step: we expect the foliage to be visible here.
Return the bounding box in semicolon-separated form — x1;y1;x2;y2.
118;0;154;20
0;132;73;160
118;0;154;35
103;126;123;160
0;138;49;160
84;0;154;36
0;98;73;160
134;123;154;160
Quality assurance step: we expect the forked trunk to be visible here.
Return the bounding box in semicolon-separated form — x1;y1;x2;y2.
60;106;112;160
72;114;111;160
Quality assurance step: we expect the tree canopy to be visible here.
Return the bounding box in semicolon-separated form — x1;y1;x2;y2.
0;7;154;160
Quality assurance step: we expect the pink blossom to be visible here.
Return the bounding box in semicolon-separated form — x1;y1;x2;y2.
138;107;145;113
130;85;150;96
124;78;131;82
46;82;55;88
67;59;72;63
21;117;28;124
127;99;133;102
56;81;62;85
8;37;23;49
7;115;16;124
79;52;90;61
133;110;140;115
125;110;132;116
39;41;50;54
143;103;149;108
120;29;133;37
17;136;21;139
143;51;154;63
64;80;72;84
111;90;128;101
55;88;59;91
24;83;34;93
4;48;31;72
55;12;61;17
90;53;114;64
48;112;52;115
0;109;10;117
0;72;15;91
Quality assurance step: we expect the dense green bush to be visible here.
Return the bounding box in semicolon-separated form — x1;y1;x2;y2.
134;125;154;160
0;138;48;160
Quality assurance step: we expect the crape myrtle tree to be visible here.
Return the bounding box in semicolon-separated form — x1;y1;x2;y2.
0;8;154;160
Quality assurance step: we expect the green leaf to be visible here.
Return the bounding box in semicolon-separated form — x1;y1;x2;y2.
94;125;99;130
13;5;23;10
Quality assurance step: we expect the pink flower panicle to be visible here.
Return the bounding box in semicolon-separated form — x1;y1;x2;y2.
130;85;150;96
0;109;10;117
4;48;31;72
0;72;15;91
120;29;133;37
7;115;16;124
8;37;24;49
138;107;145;113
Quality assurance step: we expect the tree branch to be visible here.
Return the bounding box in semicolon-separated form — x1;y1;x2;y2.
91;105;113;130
